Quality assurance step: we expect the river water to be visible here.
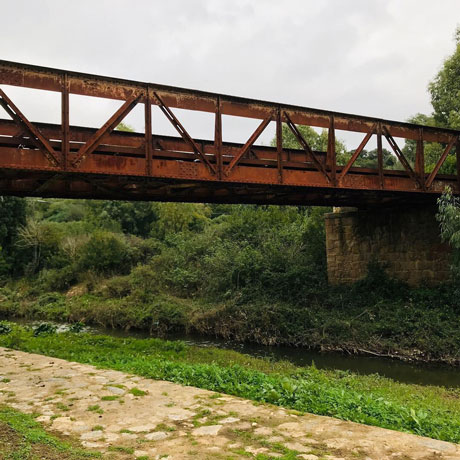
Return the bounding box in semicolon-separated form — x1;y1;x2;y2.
12;319;460;388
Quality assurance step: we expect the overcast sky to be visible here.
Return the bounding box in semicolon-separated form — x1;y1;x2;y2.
1;0;459;148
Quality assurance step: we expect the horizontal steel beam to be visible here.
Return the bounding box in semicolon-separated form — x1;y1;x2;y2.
0;60;458;143
0;119;457;200
1;60;459;206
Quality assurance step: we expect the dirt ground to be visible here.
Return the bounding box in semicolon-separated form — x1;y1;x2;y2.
0;347;458;460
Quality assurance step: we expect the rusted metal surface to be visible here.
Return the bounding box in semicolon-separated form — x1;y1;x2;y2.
338;127;375;183
225;116;272;176
0;87;60;167
383;126;421;189
0;60;459;206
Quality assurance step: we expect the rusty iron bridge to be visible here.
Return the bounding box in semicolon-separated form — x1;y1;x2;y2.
0;60;459;206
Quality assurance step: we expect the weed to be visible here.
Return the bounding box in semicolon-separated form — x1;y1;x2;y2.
87;405;103;414
129;387;147;397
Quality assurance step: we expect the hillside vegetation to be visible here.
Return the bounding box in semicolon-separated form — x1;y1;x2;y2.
0;195;460;364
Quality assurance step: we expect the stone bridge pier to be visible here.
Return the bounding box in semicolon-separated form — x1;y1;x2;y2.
325;206;451;286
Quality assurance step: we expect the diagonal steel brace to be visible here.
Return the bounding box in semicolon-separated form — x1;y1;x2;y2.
383;127;423;189
153;92;216;174
425;135;458;189
284;112;331;183
0;87;60;166
337;125;376;183
225;116;272;176
72;94;141;167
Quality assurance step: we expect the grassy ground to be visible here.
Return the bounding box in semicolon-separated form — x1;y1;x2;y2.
0;405;101;460
0;324;459;445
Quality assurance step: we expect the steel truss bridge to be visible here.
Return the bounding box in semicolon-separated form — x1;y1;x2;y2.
0;60;459;206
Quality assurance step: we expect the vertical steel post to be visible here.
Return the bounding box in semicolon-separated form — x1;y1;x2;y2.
415;128;425;189
327;115;336;185
145;87;153;177
61;73;69;170
214;96;223;180
276;108;283;183
377;122;384;189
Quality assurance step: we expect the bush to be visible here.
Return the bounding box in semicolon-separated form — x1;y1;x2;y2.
0;321;12;334
33;323;57;337
38;265;79;292
27;293;68;321
99;275;132;298
147;206;328;302
68;321;85;333
352;260;409;301
78;231;130;274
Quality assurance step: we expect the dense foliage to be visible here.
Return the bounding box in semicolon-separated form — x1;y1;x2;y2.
3;198;327;301
0;193;459;363
401;28;460;175
0;197;26;276
429;27;460;130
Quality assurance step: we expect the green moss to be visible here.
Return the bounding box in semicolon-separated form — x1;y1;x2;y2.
86;405;103;414
108;446;134;454
100;395;118;401
129;387;147;397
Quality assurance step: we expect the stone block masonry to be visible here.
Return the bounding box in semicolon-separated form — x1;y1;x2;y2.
325;206;451;286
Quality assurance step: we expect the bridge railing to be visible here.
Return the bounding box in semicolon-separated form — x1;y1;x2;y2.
0;59;459;201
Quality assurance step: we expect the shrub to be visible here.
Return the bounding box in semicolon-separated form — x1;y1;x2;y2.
68;321;85;333
28;293;68;321
352;260;409;301
33;323;57;337
0;321;12;334
78;231;130;274
38;265;79;292
100;275;132;298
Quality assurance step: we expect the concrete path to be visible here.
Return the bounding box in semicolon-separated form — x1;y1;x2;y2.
0;347;458;460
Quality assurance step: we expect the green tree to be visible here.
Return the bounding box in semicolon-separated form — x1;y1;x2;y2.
116;122;135;132
403;27;460;175
271;124;347;154
429;27;460;129
151;203;211;239
78;230;129;274
0;196;27;275
16;220;64;274
98;201;157;237
352;148;396;169
0;197;26;254
437;187;460;273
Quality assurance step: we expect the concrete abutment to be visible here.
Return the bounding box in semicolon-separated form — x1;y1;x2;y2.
325;206;451;286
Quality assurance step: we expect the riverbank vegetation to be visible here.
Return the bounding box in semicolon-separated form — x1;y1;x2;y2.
0;323;459;444
1;195;460;364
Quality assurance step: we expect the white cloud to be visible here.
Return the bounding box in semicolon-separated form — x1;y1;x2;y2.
0;0;459;147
